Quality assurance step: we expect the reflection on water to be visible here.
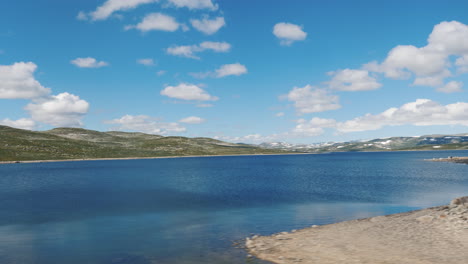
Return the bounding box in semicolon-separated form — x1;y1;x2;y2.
0;150;467;263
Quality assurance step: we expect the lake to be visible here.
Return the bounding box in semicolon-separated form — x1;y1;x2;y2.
0;151;467;264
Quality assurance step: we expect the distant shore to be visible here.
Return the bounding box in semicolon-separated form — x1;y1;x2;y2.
246;196;468;264
428;156;468;164
0;152;310;165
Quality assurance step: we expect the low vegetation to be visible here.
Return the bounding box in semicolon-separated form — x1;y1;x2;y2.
0;125;291;161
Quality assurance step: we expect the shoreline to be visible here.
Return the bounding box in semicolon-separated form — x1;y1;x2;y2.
0;152;311;165
428;156;468;164
246;196;468;264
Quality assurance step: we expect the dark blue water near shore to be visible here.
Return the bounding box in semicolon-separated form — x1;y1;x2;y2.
0;151;467;263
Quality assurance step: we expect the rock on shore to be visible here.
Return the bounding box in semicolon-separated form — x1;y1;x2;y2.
246;196;468;264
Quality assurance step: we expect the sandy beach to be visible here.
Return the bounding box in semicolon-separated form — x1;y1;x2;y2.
246;196;468;264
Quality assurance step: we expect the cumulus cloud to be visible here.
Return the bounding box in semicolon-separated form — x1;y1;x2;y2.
137;58;156;66
192;63;247;78
190;16;225;35
273;22;307;46
166;41;230;59
328;69;382;91
285;85;341;114
25;93;90;127
364;21;468;92
293;117;337;136
167;0;218;10
456;55;468;73
125;13;181;32
337;99;468;132
0;118;36;130
160;83;218;101
437;81;463;93
71;57;109;68
79;0;158;21
0;62;51;99
106;114;186;135
216;63;247;77
179;116;205;124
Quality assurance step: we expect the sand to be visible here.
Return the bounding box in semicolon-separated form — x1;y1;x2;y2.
246;197;468;264
430;156;468;164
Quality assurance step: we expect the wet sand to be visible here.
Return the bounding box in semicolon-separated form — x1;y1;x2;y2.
246;197;468;264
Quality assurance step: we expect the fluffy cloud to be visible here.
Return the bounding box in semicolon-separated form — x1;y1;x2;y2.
160;83;218;101
364;21;468;92
190;16;225;35
0;62;51;99
285;85;341;114
71;57;109;68
137;58;155;66
79;0;158;21
106;114;186;135
328;69;381;91
437;81;463;93
125;13;182;32
166;41;231;59
456;55;468;73
167;0;218;10
179;116;205;124
293;117;336;136
0;118;36;130
273;22;307;46
192;63;248;78
216;63;247;78
337;99;468;132
25;93;90;127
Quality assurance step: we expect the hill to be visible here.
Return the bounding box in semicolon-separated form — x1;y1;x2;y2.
0;125;291;162
260;134;468;152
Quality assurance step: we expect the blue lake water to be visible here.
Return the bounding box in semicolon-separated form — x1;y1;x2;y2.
0;151;467;264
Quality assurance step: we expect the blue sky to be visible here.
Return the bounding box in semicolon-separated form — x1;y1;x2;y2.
1;0;468;143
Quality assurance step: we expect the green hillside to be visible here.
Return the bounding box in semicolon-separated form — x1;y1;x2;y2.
0;125;292;161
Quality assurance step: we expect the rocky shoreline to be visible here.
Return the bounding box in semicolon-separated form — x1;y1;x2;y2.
246;196;468;264
429;156;468;164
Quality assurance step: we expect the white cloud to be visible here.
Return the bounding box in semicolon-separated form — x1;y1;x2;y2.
137;58;156;66
126;13;181;32
199;41;231;52
328;69;381;91
71;57;109;68
156;70;167;76
364;21;468;92
179;116;205;124
196;103;213;108
0;62;51;99
161;83;218;101
456;55;468;73
215;63;247;78
293;117;337;136
285;85;341;114
192;63;247;78
337;99;468;132
167;0;218;10
276;112;285;117
80;0;158;21
190;16;225;35
106;114;186;135
166;41;230;59
273;22;307;46
437;81;463;93
25;93;90;127
0;118;36;130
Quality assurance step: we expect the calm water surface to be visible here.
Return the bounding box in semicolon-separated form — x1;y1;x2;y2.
0;151;467;263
